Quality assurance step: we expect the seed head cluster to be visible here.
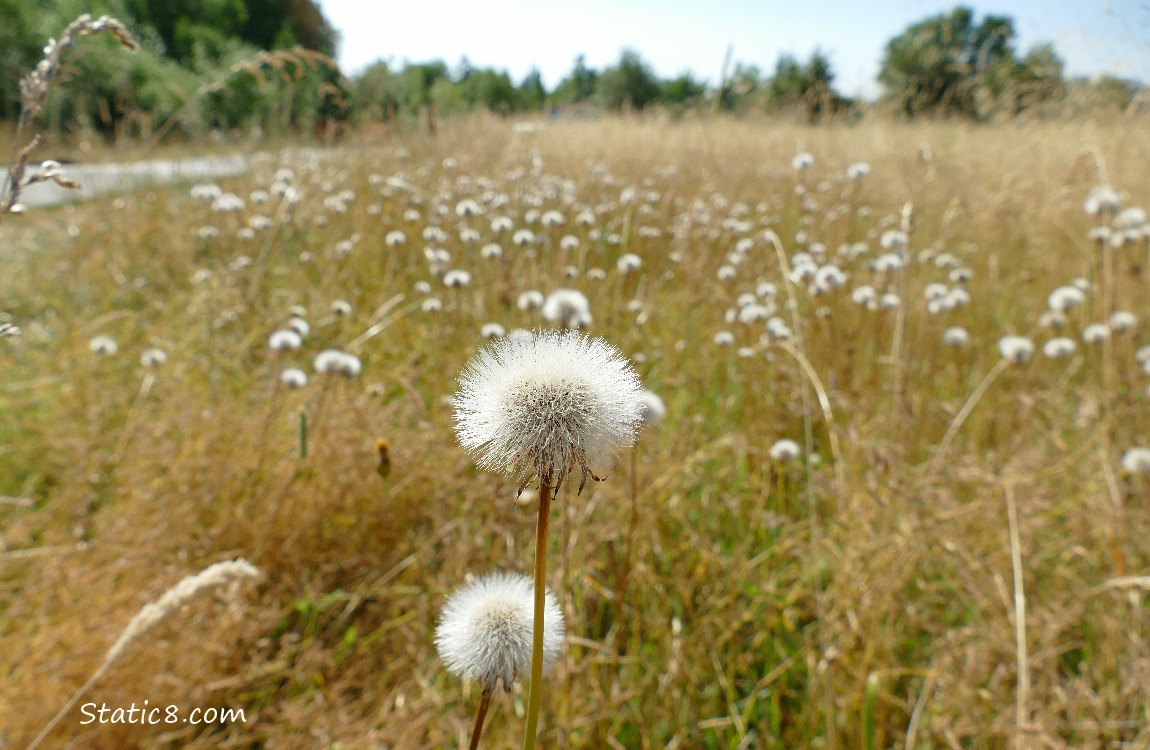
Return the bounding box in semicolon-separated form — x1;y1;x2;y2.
453;329;643;488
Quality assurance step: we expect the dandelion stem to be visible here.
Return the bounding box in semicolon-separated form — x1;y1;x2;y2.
299;409;308;459
1004;483;1029;748
469;685;494;750
615;447;641;655
925;357;1009;482
522;479;553;750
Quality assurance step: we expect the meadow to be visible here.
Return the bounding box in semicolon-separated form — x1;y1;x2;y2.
1;114;1149;749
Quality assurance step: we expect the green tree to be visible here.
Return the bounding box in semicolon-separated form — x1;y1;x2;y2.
718;62;761;111
878;6;1021;117
240;0;338;57
123;0;249;63
661;72;705;107
764;50;845;120
597;49;661;111
517;68;546;111
351;60;402;121
552;55;598;105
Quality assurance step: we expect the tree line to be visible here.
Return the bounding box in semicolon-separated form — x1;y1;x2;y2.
0;2;1141;142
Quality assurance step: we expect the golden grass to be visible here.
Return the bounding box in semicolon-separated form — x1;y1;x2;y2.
1;114;1149;748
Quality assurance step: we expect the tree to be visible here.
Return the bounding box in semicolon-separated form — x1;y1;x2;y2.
764;50;845;121
123;0;249;63
552;55;598;105
878;6;1057;118
718;62;760;111
240;0;338;57
517;68;546;111
661;72;705;107
596;49;661;111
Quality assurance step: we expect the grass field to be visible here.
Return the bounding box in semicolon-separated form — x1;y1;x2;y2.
2;114;1149;749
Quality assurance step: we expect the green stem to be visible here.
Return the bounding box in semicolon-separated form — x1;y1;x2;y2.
522;479;553;750
299;409;308;459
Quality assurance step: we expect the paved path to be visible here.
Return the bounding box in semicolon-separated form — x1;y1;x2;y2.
11;155;249;208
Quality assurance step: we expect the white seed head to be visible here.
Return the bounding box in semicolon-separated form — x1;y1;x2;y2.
639;389;666;428
999;335;1035;363
943;327;969;347
314;349;361;376
1082;324;1110;344
481;322;506;339
1048;286;1085;313
435;571;563;690
89;335;118;355
1121;447;1150;475
139;348;167;367
1043;337;1077;359
280;367;308;388
454;329;643;487
444;269;472;288
541;289;592;329
1110;311;1137;332
769;439;802;462
268;329;303;351
617;253;642;273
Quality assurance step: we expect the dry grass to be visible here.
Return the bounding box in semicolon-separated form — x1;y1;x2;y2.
1;114;1149;749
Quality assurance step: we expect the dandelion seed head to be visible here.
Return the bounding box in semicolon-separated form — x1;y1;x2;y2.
517;290;545;311
280;368;308;388
443;269;472;288
999;335;1035;363
435;571;563;690
1082;324;1110;344
453;329;643;487
314;349;361;376
139;348;167;367
541;289;592;329
1121;447;1150;475
1048;286;1085;313
1043;337;1077;359
89;335;117;355
943;327;970;347
639;389;666;428
268;329;302;352
617;253;642;273
770;439;802;462
1110;311;1137;333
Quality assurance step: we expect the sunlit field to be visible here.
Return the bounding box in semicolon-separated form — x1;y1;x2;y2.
2;115;1149;749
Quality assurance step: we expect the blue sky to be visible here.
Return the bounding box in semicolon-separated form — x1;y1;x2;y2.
316;1;1147;98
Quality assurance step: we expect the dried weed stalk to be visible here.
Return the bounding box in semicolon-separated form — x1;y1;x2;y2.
26;559;262;750
0;14;138;221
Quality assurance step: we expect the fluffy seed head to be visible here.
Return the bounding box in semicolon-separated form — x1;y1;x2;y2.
943;327;970;347
998;335;1035;364
639;389;666;428
89;335;118;355
454;329;643;487
435;571;563;690
770;439;802;462
1043;337;1077;359
541;289;592;329
1121;447;1150;475
268;329;302;351
139;348;167;368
